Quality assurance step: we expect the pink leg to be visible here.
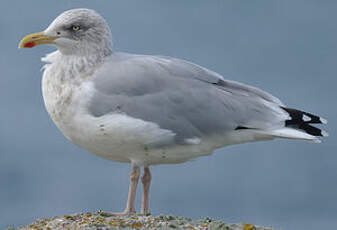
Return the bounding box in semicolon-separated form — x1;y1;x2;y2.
124;164;140;213
103;164;140;216
141;167;152;215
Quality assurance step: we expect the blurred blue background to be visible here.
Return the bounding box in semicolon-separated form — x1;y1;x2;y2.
0;1;336;229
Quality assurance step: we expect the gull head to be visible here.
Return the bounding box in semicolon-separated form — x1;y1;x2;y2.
19;8;113;56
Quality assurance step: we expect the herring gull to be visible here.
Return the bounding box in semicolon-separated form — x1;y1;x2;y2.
19;8;328;215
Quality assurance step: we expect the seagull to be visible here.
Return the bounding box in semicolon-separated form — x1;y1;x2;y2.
19;8;328;215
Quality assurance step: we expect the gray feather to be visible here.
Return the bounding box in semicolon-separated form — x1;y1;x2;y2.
88;53;287;143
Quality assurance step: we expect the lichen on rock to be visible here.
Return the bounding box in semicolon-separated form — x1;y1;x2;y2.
18;211;276;230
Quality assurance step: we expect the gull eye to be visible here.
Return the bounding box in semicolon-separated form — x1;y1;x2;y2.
72;25;80;31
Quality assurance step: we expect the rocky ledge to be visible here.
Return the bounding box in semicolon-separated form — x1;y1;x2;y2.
18;211;276;230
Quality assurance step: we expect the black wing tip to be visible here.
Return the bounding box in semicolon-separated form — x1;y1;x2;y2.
281;107;328;125
298;123;328;137
281;106;328;137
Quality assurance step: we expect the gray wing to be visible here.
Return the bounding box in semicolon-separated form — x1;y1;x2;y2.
89;53;288;143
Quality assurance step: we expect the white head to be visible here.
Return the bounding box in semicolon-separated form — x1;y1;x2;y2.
19;8;113;57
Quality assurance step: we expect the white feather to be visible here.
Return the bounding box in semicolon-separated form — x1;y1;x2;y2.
253;128;320;143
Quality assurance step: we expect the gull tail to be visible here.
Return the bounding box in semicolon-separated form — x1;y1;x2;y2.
269;107;328;143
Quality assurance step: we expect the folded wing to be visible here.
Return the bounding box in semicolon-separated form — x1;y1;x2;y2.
88;53;326;145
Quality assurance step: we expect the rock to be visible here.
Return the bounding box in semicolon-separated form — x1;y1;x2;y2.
18;211;276;230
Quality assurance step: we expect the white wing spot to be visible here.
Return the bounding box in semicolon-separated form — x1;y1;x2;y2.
321;130;329;137
320;117;328;124
303;114;311;122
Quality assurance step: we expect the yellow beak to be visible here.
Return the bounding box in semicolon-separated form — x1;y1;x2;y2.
18;31;58;48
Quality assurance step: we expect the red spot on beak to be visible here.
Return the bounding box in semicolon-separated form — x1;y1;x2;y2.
24;42;35;48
